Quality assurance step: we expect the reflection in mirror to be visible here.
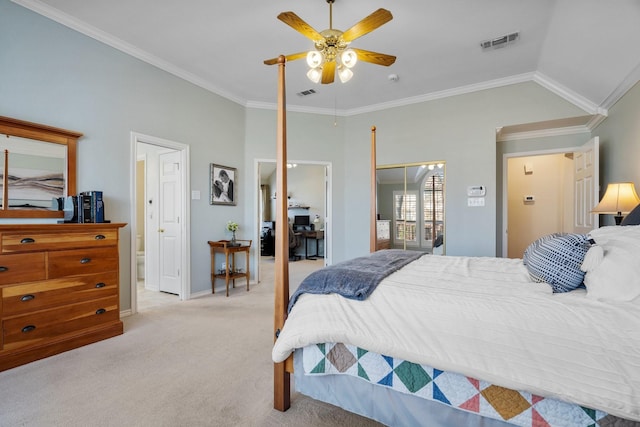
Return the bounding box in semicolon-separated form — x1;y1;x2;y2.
0;115;80;219
1;136;66;210
376;162;445;254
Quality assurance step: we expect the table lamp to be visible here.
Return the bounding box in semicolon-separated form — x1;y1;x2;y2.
592;182;640;225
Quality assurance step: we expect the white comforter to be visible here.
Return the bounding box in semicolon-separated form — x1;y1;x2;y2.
272;255;640;421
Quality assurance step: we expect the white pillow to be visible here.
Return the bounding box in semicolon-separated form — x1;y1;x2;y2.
581;225;640;301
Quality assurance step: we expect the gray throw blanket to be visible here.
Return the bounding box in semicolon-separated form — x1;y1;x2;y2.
288;249;425;313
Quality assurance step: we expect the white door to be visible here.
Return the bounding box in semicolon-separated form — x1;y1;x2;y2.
158;151;182;294
572;137;599;234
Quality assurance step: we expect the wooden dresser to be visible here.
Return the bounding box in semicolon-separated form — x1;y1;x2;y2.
376;220;391;250
0;223;126;371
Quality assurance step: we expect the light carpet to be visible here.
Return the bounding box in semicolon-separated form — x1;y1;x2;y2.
0;259;381;427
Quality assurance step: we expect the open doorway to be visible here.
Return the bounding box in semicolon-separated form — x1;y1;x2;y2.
131;133;191;314
502;138;598;258
254;160;331;285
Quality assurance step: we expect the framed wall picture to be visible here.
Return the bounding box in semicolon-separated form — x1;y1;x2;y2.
210;163;237;205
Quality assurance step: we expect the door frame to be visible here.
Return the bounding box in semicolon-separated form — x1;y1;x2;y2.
254;159;332;283
502;144;586;258
130;132;191;314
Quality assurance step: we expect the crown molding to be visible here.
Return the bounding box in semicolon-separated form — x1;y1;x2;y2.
496;125;591;142
247;73;537;115
585;114;607;130
12;0;246;106
249;72;610;117
532;72;608;116
245;100;346;117
600;59;640;111
344;73;537;116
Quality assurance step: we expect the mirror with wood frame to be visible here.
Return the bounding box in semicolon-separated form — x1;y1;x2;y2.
0;116;80;218
376;162;445;254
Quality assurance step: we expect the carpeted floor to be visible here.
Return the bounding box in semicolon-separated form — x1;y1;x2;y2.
0;259;382;427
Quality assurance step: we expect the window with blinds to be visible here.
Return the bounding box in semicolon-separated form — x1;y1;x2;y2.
394;192;417;242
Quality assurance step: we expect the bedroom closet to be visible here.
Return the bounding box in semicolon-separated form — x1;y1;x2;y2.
376;162;445;254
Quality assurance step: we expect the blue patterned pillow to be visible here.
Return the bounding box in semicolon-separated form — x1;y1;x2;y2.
522;233;591;293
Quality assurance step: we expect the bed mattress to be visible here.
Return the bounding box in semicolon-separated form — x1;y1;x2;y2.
273;255;640;421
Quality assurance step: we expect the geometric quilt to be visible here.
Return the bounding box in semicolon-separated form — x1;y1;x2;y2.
302;343;636;427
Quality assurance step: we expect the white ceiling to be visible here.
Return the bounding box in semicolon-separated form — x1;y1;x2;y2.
13;0;640;115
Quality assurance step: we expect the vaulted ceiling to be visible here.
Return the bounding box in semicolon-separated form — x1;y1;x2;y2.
13;0;640;115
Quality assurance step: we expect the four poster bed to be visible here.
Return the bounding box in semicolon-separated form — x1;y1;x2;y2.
270;57;640;426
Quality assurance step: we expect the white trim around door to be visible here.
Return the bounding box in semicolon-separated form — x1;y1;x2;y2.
130;132;191;315
254;159;332;284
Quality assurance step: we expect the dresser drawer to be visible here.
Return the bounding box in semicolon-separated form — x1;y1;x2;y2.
2;272;118;317
48;247;118;278
0;253;46;285
2;295;119;351
1;230;119;254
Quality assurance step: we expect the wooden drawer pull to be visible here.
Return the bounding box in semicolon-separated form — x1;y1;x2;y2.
80;258;92;264
95;234;106;240
20;237;36;244
95;282;106;288
95;308;107;315
21;325;36;333
21;294;36;302
0;266;7;272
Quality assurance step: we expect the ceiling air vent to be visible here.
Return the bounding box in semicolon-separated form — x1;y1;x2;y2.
480;32;519;50
297;89;317;97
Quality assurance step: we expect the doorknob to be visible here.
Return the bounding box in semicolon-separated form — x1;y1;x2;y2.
158;228;165;233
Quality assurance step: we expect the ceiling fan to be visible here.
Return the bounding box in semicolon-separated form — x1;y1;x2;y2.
264;0;396;84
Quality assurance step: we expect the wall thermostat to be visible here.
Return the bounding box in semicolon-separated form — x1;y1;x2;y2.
467;185;486;197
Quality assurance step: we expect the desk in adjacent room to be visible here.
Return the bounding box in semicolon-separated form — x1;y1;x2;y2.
300;230;324;260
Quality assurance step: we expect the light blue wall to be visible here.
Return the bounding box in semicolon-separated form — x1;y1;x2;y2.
593;80;640;226
0;1;246;308
246;84;586;260
342;84;585;258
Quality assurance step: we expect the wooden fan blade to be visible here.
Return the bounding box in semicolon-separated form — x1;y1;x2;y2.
351;48;396;66
264;52;307;66
321;61;336;84
342;9;393;43
278;12;324;42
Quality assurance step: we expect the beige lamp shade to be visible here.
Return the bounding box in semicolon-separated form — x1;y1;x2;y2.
592;182;640;214
592;182;640;223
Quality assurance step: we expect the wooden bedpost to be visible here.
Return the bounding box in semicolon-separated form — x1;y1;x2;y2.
370;126;377;253
273;55;291;412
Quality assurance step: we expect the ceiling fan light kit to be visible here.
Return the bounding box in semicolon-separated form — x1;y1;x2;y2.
307;67;322;84
264;0;396;85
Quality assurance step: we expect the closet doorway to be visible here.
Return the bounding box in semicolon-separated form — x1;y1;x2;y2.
131;133;191;314
502;137;598;258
